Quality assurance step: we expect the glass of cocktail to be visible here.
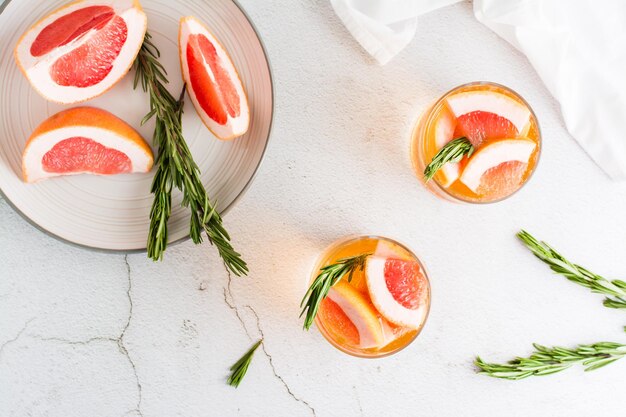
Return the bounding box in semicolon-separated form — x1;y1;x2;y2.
411;82;541;203
301;236;431;358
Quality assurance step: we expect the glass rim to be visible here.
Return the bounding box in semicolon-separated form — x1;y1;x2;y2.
418;81;542;205
311;234;431;359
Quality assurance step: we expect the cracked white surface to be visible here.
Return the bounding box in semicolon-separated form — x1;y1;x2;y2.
2;0;626;416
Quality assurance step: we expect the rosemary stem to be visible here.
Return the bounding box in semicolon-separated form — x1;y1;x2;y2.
133;32;247;275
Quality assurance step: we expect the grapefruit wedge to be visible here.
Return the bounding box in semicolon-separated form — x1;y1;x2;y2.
179;16;250;140
444;90;531;147
431;105;460;187
14;0;147;104
318;281;384;349
365;256;428;329
459;138;536;193
22;107;153;182
350;240;413;293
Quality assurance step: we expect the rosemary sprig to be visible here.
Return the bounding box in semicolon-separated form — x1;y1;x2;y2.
477;231;626;380
424;137;474;181
228;339;263;388
476;337;626;380
133;32;247;276
300;253;372;330
517;230;626;310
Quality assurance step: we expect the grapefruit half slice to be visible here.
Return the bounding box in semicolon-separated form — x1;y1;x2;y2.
22;107;153;182
365;256;428;329
318;281;384;349
179;16;250;140
14;0;147;104
459;138;536;193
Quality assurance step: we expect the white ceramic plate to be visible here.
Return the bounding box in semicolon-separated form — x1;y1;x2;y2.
0;0;273;251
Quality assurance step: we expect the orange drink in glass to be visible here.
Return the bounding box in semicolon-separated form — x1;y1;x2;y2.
411;82;541;203
310;236;430;358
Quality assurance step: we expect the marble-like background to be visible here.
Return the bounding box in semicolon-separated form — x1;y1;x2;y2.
2;1;626;416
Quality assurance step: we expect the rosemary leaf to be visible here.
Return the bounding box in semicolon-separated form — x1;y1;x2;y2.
300;253;371;330
423;137;474;182
517;230;626;310
133;32;248;276
228;339;263;388
476;339;626;380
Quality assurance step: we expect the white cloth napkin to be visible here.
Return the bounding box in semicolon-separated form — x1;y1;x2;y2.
330;0;461;65
331;0;626;180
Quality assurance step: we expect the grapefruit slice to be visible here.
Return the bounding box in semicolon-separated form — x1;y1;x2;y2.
454;111;519;146
350;241;412;293
179;16;250;140
22;107;153;182
14;0;147;104
365;256;428;329
318;281;384;349
446;91;530;146
459;138;536;193
475;161;529;200
431;105;460;187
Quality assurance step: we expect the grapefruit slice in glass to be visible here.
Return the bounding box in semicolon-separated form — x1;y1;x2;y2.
444;90;531;148
349;240;413;293
458;138;536;193
14;0;147;104
179;16;250;140
430;104;460;187
475;161;529;200
446;90;530;137
318;281;385;349
365;256;428;329
22;107;153;182
454;111;520;147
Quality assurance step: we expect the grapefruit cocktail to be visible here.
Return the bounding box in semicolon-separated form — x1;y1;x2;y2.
412;82;541;203
303;236;430;358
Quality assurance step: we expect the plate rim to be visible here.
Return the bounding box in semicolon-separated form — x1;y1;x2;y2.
0;0;274;254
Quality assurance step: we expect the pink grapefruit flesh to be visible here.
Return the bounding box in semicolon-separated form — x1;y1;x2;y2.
50;14;127;87
42;136;132;174
186;34;241;125
318;281;385;349
476;160;528;199
365;257;428;329
454;111;519;147
30;6;115;57
318;297;361;347
384;259;424;310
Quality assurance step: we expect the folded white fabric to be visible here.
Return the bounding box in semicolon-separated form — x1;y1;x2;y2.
331;0;626;180
330;0;462;65
475;0;626;180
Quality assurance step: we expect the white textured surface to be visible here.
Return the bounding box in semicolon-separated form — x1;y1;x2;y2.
2;1;626;416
